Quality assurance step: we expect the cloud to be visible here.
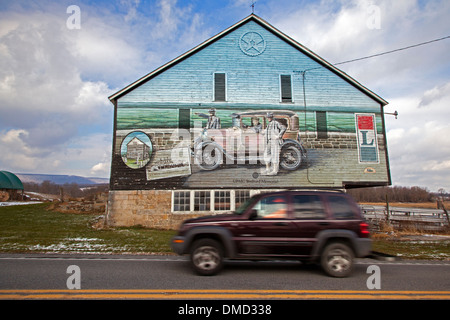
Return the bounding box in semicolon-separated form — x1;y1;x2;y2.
90;162;110;176
62;133;112;176
268;0;450;95
120;0;141;22
419;82;450;108
0;128;112;176
0;7;116;176
386;86;450;191
144;0;211;59
0;129;37;171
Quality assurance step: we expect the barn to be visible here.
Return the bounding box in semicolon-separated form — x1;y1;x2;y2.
106;14;391;229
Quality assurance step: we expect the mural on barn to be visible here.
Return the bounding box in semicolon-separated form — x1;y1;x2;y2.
109;15;390;191
113;107;387;189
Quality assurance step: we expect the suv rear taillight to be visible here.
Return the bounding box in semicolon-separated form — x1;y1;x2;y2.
359;222;370;238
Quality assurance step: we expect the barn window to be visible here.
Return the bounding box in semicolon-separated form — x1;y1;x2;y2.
173;191;191;212
214;73;226;101
214;190;231;211
280;74;292;102
194;191;211;211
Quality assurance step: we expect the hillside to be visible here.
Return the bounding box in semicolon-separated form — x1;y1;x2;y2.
16;173;109;186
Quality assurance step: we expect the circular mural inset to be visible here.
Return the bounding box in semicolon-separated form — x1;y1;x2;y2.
121;131;152;169
239;31;266;56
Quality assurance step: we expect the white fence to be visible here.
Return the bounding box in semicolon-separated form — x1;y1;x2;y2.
360;205;449;231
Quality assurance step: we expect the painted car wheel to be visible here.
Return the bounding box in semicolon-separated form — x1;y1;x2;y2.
195;144;223;170
280;144;302;170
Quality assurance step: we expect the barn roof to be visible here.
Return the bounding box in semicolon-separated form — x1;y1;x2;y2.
109;14;388;106
0;171;24;190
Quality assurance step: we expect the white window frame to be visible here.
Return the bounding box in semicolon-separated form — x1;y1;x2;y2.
172;190;192;212
213;190;231;212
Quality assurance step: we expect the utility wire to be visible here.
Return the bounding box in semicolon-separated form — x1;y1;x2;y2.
333;35;450;66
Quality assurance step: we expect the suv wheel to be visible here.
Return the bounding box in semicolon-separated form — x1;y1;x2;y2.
320;242;354;278
190;239;224;276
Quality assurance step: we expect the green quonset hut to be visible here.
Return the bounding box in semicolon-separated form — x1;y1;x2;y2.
0;171;24;201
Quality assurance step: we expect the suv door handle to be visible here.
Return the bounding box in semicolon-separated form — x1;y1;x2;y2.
319;222;330;226
274;222;289;226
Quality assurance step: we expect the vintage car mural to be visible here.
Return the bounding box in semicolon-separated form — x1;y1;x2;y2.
193;110;307;172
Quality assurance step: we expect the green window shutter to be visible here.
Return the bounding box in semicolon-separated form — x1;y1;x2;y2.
178;109;190;129
316;111;328;139
280;75;292;102
214;73;226;101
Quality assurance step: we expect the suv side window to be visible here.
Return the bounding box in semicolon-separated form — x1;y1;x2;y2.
328;196;356;219
293;195;326;219
253;195;288;219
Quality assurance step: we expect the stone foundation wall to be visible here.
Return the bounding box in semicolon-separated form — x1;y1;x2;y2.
105;190;201;230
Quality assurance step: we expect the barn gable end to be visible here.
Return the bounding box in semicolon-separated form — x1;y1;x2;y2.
106;14;390;229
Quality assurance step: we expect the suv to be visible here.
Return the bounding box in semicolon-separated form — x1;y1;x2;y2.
171;191;372;277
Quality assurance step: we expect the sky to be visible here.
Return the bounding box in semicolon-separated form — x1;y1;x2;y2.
0;0;449;192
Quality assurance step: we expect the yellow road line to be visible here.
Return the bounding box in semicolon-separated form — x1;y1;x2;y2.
1;289;449;300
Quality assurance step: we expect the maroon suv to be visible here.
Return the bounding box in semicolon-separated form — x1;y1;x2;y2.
171;190;372;277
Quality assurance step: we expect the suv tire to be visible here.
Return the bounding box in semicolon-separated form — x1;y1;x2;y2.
190;239;224;276
320;242;354;278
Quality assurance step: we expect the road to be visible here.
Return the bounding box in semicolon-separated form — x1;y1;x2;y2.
0;253;449;300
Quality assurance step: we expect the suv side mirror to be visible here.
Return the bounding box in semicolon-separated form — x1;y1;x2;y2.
249;209;258;220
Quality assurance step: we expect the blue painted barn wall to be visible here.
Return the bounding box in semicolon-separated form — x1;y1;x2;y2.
118;20;379;111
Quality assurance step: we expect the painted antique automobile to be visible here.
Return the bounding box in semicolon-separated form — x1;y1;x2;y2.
193;110;306;171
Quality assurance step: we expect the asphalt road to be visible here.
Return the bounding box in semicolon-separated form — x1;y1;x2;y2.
0;253;449;300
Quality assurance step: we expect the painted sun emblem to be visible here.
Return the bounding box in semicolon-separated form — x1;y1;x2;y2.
239;32;266;56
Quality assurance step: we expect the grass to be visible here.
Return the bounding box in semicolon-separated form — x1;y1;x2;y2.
0;203;176;254
0;203;448;260
372;237;450;260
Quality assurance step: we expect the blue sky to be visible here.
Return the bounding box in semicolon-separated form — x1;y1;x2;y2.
0;0;449;192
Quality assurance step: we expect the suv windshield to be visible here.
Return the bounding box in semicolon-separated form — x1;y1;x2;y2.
235;197;256;215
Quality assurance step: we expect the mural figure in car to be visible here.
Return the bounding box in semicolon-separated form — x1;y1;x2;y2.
194;108;221;129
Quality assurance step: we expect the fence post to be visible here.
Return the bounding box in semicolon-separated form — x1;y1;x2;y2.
385;193;390;222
